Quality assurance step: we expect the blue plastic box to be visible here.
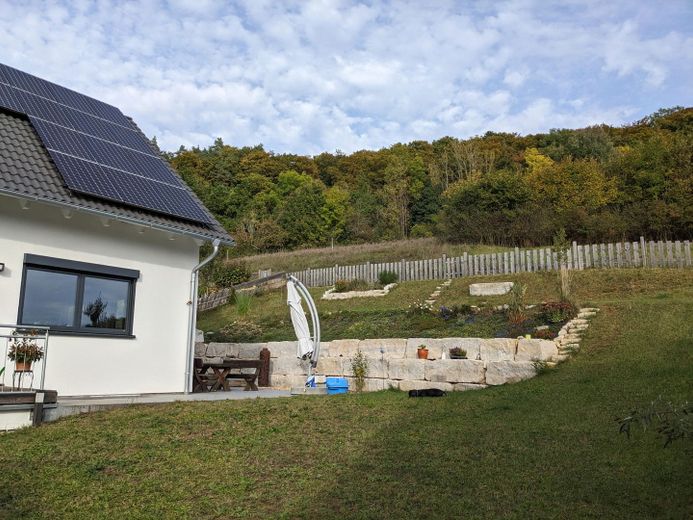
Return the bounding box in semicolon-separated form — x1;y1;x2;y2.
325;377;349;395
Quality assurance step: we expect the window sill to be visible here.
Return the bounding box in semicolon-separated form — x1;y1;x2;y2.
46;330;136;339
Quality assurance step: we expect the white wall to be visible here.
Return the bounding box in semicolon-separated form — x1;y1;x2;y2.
0;196;200;396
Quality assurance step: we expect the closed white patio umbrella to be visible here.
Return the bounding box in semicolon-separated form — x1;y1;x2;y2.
287;279;313;360
286;276;321;388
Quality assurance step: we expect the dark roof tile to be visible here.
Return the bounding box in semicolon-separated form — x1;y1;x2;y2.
0;110;232;244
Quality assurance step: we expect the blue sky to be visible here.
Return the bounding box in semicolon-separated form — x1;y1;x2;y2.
1;0;691;155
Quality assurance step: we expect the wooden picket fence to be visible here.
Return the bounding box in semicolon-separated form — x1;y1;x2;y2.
289;237;692;288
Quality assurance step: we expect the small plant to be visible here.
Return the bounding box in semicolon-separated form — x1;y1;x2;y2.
378;270;398;285
507;283;527;326
438;306;454;320
533;328;556;340
234;291;253;315
417;344;429;359
439;304;473;321
408;300;433;315
8;330;44;366
334;279;371;292
541;301;577;323
532;359;549;375
553;228;574;302
616;397;692;447
350;349;369;393
449;347;467;359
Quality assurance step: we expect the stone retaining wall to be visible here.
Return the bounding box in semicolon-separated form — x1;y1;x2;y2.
196;308;598;392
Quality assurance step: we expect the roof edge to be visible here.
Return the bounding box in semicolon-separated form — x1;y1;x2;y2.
0;188;234;245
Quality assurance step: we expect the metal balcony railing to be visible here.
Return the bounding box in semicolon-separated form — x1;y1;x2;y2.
0;324;50;392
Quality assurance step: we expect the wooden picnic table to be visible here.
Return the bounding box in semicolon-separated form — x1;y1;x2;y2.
193;359;262;392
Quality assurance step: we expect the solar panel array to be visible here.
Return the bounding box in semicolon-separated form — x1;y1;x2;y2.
0;63;213;224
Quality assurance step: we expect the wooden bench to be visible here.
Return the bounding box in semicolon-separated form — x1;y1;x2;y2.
193;359;262;392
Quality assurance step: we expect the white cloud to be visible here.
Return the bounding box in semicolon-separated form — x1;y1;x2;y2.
0;0;690;154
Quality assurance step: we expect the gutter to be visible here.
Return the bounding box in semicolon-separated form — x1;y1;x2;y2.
0;188;234;245
184;238;220;393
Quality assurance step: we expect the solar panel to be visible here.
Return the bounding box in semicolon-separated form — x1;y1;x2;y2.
0;62;213;224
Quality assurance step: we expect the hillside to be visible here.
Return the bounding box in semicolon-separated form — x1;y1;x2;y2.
171;107;692;260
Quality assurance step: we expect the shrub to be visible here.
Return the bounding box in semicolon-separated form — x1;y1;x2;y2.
378;270;399;285
334;279;370;292
541;301;577;323
210;261;250;289
507;283;528;325
439;304;473;321
350;349;369;392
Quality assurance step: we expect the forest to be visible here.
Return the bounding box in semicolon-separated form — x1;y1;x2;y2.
168;107;692;255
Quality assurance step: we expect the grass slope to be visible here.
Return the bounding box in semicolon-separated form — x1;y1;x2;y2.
232;237;506;273
199;269;692;342
1;273;692;518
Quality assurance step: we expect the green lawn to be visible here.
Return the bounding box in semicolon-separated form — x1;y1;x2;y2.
1;270;692;518
199;269;692;343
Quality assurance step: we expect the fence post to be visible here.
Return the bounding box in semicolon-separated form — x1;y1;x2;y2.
675;241;683;268
685;240;692;267
666;241;674;267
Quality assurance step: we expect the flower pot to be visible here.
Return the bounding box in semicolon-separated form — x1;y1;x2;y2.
15;361;32;372
450;355;467;360
417;349;429;360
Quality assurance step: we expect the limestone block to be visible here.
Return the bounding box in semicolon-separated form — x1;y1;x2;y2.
265;341;298;358
469;282;513;296
270;357;308;376
388;359;426;380
453;383;488;392
270;374;308;389
195;329;204;343
317;357;348;376
485;360;536;385
398;380;453;392
358;338;407;359
194;342;207;357
325;339;361;358
237;343;264;359
444;338;483;360
424;359;485;384
559;335;582;343
570;319;589;326
207;343;237;358
479;338;517;361
515;339;558;362
345;377;397;392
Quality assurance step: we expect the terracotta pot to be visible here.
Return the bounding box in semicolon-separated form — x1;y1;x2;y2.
15;361;32;372
417;349;429;360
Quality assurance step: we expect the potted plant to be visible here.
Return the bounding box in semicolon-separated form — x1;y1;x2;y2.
8;330;44;372
449;347;467;359
417;344;429;360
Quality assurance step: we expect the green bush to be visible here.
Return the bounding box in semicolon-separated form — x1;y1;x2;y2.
211;261;250;289
541;301;577;323
378;270;399;285
334;279;371;292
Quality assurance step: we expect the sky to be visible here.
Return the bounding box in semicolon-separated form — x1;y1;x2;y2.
1;0;691;156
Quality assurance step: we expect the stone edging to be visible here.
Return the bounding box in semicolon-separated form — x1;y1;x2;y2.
551;307;600;365
322;283;398;300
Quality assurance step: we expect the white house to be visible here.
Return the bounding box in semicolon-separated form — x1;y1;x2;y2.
0;64;232;397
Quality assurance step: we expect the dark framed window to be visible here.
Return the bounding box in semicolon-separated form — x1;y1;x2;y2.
18;254;139;337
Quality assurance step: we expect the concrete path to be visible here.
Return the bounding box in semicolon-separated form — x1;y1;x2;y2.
44;388;292;423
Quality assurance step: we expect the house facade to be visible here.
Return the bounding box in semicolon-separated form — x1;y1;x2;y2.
0;66;232;397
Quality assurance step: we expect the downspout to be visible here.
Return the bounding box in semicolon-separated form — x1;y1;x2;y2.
184;238;220;393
